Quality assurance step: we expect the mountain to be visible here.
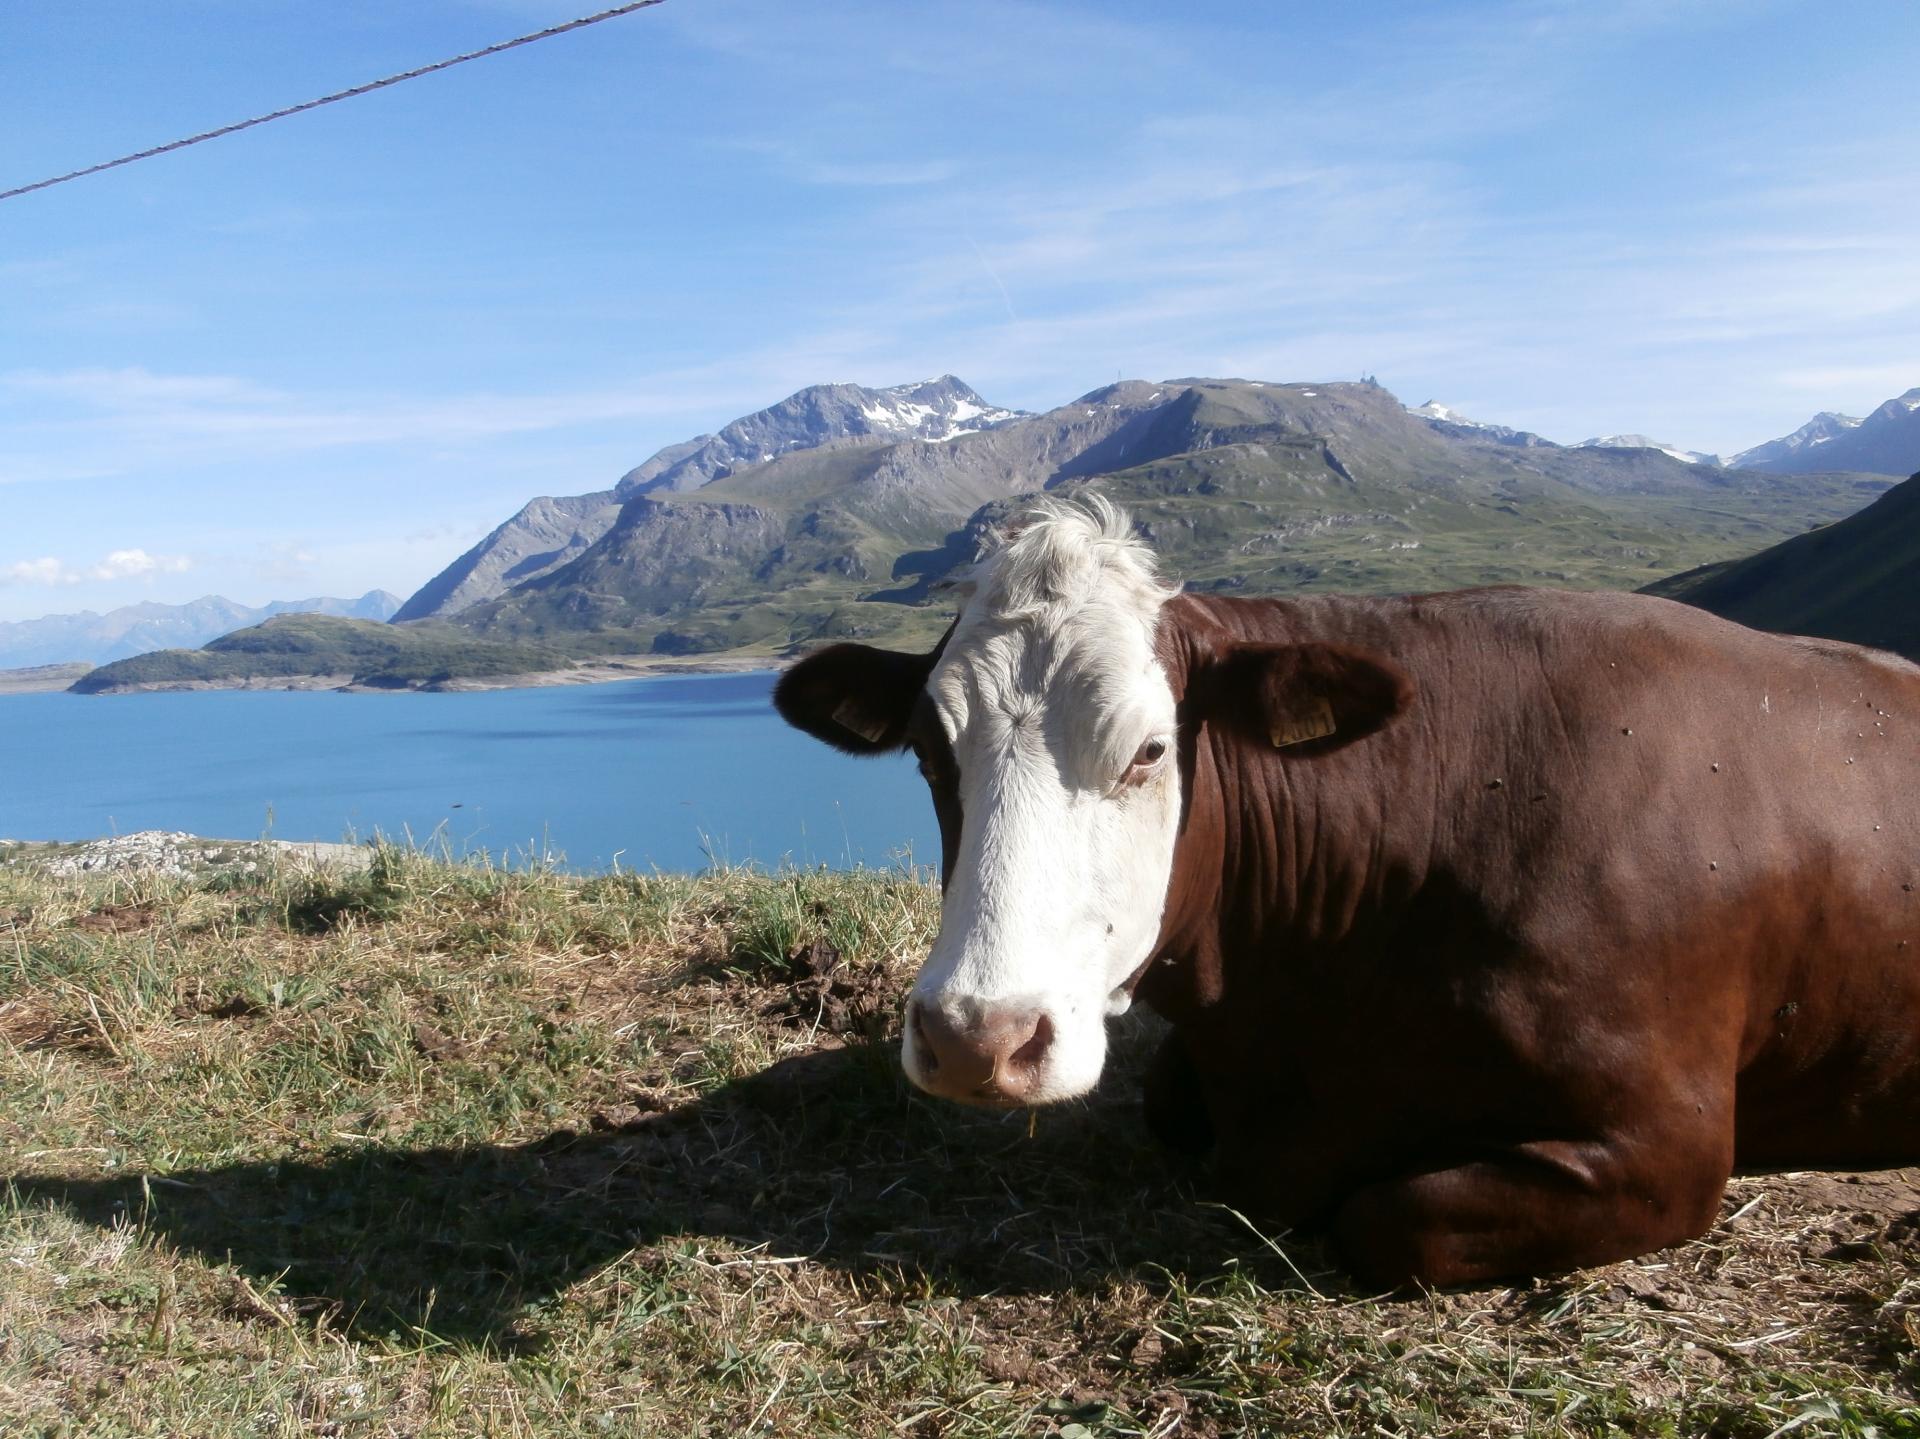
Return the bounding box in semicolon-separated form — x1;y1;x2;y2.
77;375;1899;692
1729;411;1863;470
619;374;1024;495
0;590;400;670
445;377;1889;658
393;376;1025;621
1407;401;1552;448
70;614;568;694
449;379;1175;652
1577;434;1722;468
1641;472;1920;661
1731;388;1920;476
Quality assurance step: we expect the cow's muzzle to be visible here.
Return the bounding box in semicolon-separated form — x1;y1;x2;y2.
906;997;1056;1108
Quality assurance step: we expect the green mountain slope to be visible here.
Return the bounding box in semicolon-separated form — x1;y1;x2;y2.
77;377;1900;688
453;378;1891;657
1641;473;1920;660
71;615;570;693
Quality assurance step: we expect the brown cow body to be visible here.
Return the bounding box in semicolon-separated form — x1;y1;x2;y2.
1141;585;1920;1283
774;501;1920;1285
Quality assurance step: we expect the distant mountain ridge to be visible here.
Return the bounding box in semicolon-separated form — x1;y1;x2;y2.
1407;401;1552;449
1730;411;1863;470
1577;434;1722;468
0;590;399;670
393;376;1025;621
437;376;1888;660
71;373;1909;692
1413;383;1920;478
1731;388;1920;476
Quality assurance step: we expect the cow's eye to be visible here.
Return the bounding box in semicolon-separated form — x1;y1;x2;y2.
1130;737;1168;770
911;743;946;784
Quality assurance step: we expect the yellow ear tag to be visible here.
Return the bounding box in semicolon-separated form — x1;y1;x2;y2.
832;699;891;744
1269;696;1337;748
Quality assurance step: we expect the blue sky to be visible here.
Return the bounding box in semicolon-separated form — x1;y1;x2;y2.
3;0;1918;622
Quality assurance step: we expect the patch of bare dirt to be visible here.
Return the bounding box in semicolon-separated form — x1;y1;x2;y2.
169;985;263;1022
409;1022;478;1063
758;938;898;1039
71;904;158;934
0;997;64;1048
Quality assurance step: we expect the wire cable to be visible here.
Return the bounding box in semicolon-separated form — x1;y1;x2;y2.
0;0;668;204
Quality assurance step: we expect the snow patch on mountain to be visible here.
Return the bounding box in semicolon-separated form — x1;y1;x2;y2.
856;378;1025;444
1728;411;1863;470
1733;384;1919;475
1578;434;1722;467
1408;401;1554;449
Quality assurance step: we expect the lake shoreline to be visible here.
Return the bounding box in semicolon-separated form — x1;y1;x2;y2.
4;653;782;696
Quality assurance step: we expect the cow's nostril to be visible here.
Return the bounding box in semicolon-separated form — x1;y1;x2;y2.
1010;1012;1054;1072
910;1001;939;1074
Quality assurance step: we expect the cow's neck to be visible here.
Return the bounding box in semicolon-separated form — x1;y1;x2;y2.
1141;593;1433;1025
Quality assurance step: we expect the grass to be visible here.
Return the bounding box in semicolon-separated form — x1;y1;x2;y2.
2;848;1917;1436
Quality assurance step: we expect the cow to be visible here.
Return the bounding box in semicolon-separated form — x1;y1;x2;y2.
772;496;1920;1286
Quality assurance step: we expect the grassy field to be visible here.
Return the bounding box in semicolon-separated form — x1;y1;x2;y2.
2;848;1916;1437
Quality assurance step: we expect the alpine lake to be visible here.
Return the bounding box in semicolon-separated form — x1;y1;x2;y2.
0;671;936;873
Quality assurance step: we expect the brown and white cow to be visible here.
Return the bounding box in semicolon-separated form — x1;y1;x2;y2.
773;497;1920;1285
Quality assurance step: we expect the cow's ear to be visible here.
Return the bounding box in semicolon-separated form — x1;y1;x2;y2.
773;643;934;755
1188;642;1413;753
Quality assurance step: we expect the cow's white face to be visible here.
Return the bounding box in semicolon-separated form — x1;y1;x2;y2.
904;603;1180;1104
896;508;1184;1107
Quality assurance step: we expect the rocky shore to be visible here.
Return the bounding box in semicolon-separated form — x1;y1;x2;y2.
0;831;373;878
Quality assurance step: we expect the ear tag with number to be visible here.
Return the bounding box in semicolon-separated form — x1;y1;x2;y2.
1269;695;1337;748
833;698;891;744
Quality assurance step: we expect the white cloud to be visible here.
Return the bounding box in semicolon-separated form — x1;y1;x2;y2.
1;558;66;587
0;549;193;587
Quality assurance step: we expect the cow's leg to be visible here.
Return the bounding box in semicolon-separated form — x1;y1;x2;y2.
1332;1127;1732;1287
1142;1030;1215;1158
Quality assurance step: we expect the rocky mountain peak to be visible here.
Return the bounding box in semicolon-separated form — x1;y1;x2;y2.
395;377;1029;621
1731;383;1918;475
1727;411;1863;470
617;376;1026;499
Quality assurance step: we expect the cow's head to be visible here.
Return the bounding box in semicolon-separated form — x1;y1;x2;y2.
774;497;1410;1107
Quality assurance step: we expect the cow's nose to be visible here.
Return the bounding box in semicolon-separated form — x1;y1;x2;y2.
908;999;1055;1107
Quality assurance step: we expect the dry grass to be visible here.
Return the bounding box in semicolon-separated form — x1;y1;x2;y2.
1;846;1916;1437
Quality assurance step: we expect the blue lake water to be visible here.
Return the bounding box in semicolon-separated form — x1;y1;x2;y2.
0;672;937;874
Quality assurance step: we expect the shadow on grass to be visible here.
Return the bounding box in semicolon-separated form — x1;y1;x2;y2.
11;1038;1311;1347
